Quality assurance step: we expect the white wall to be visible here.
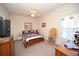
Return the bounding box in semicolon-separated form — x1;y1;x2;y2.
9;15;39;40
39;4;79;45
0;4;9;18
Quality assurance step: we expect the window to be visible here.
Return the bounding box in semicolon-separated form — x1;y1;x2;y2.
61;16;79;40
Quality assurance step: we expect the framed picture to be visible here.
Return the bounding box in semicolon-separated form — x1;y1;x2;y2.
24;22;32;30
42;23;46;27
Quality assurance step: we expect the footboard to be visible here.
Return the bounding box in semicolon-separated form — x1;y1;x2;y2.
23;37;44;48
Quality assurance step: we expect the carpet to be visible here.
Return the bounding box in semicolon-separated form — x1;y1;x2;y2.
14;40;55;56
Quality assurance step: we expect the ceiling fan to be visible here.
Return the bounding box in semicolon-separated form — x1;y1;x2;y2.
27;10;39;17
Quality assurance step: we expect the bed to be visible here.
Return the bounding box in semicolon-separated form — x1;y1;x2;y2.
22;30;44;48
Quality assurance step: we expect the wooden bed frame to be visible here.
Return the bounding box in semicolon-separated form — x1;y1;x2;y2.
22;37;44;48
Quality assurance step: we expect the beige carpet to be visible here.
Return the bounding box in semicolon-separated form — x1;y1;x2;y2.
14;40;55;56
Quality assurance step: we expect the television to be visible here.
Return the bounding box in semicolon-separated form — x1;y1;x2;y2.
0;18;10;38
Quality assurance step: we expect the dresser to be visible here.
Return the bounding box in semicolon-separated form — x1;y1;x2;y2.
0;37;15;56
55;44;79;56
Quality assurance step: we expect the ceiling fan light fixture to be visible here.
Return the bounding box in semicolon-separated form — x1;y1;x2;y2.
31;13;35;17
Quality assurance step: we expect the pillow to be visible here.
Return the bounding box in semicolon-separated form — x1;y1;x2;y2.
28;30;34;33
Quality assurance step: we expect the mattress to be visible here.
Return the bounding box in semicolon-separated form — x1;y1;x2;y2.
26;35;43;41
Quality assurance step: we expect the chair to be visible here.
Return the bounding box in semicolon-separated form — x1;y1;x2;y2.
48;28;57;45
